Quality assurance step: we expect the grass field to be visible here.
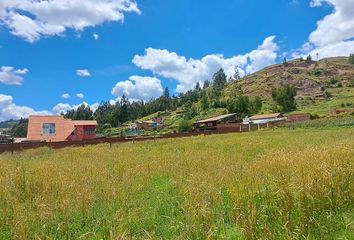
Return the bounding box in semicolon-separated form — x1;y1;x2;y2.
1;128;354;239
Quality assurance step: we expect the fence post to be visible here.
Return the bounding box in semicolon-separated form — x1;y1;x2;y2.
249;124;251;132
258;124;260;130
11;138;14;155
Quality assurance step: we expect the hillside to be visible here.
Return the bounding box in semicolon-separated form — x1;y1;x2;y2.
224;57;354;101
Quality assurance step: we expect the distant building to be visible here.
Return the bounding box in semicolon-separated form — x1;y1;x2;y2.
0;134;11;144
194;113;238;131
332;108;354;115
136;120;162;131
286;113;311;122
246;113;286;124
27;116;97;142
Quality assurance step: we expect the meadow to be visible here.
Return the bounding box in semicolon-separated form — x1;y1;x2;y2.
0;128;353;239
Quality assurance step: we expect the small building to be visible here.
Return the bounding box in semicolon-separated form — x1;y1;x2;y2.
194;113;238;131
247;113;286;124
332;108;354;115
286;113;311;122
27;116;97;142
0;134;12;144
136;120;162;131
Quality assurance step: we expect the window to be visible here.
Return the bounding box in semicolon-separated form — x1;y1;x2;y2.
43;123;56;135
84;127;96;136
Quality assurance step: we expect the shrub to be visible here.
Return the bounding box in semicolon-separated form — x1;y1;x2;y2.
178;120;193;132
349;54;354;64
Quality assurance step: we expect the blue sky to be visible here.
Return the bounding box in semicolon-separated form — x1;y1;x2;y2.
0;0;353;121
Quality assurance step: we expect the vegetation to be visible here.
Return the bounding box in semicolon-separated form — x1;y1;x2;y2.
283;115;354;129
178;119;193;132
64;104;94;120
0;128;353;239
272;85;297;112
63;67;266;134
5;118;28;137
0;119;19;129
349;54;354;64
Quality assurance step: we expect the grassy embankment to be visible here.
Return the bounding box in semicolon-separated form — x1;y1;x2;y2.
0;128;354;239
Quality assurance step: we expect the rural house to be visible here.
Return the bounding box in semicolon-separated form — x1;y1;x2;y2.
286;113;311;122
194;113;238;131
27;116;97;142
246;113;286;124
136;120;162;131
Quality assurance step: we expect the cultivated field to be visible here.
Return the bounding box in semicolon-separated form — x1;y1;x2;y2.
0;128;353;239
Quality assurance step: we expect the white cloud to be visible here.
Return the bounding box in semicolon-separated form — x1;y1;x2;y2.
293;0;354;58
93;33;99;40
52;103;72;115
76;69;91;77
111;76;164;101
61;93;71;99
0;94;50;121
0;66;28;85
0;94;99;121
76;93;84;99
133;36;278;92
52;101;99;115
309;0;354;46
0;0;140;42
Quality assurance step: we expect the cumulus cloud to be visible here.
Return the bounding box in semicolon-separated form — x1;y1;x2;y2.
76;69;91;77
76;93;84;99
52;103;72;115
0;94;50;121
111;76;163;101
0;93;100;121
0;66;28;85
133;36;278;92
0;0;140;42
52;101;99;115
61;93;70;99
93;33;99;40
293;0;354;58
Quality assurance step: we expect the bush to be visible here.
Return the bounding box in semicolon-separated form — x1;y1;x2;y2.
349;54;354;64
178;120;193;132
310;113;320;120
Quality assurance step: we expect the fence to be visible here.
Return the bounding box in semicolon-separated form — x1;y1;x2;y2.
0;122;284;154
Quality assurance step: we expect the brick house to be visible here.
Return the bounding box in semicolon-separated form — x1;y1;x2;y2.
27;116;97;142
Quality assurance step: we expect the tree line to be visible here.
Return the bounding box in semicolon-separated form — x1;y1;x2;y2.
62;68;298;131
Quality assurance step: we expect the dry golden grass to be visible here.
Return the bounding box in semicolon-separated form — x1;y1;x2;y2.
0;128;353;239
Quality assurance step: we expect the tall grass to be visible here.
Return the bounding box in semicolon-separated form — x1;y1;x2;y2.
283;115;354;129
0;129;353;239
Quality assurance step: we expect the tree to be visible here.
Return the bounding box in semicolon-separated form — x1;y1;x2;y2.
200;93;209;111
226;96;250;117
251;96;263;114
8;118;28;137
161;87;171;111
306;54;312;62
195;82;202;92
211;68;227;100
272;85;297;112
349;54;354;64
229;66;241;82
283;57;288;67
163;87;170;98
119;95;130;123
203;80;210;90
178;120;193;132
65;104;93;120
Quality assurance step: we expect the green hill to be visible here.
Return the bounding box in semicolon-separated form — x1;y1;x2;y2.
224;57;354;101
